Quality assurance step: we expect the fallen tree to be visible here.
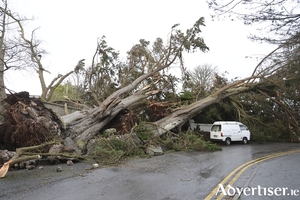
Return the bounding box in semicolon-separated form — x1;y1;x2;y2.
1;18;299;157
64;57;299;151
62;18;211;149
64;78;248;143
62;25;300;150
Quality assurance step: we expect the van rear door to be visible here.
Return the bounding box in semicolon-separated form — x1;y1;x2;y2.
210;124;222;139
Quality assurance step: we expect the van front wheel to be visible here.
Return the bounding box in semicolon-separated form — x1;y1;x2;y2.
242;137;248;144
225;138;231;145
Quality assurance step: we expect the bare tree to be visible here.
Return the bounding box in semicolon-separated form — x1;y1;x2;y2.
0;1;83;106
9;13;84;101
187;64;218;100
207;0;300;44
0;0;29;124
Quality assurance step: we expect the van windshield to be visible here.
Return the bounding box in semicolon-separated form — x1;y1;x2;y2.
211;125;221;131
239;125;248;131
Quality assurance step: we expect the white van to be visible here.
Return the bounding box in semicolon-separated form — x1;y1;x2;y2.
210;121;250;145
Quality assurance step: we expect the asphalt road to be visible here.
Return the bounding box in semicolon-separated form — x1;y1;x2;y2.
1;142;300;200
230;151;300;200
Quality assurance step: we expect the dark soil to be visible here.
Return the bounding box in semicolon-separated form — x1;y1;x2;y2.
0;92;63;151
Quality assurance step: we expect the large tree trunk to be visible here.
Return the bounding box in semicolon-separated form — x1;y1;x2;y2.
63;78;254;149
150;84;251;137
62;55;174;148
63;88;159;148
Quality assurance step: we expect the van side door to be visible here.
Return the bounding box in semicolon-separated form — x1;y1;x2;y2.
231;125;240;141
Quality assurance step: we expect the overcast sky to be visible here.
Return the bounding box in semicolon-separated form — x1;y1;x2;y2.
6;0;275;95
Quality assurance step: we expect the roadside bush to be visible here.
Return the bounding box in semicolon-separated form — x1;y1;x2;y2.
89;123;221;165
136;121;154;141
250;122;290;143
89;136;146;165
179;132;221;151
93;146;124;164
159;131;221;152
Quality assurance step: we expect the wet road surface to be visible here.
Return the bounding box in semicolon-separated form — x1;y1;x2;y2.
1;142;300;200
231;152;300;200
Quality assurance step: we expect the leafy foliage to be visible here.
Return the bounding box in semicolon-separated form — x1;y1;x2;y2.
204;0;300;142
71;18;209;108
135;121;154;141
159;131;221;152
50;82;83;103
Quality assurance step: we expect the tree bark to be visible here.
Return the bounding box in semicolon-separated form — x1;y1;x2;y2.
64;88;159;148
62;53;172;148
63;76;257;149
0;2;8;125
0;52;6;125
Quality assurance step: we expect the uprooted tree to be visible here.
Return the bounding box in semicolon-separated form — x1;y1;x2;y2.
0;17;208;149
1;12;299;157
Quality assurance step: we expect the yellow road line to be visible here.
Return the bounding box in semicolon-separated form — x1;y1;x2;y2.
205;149;300;200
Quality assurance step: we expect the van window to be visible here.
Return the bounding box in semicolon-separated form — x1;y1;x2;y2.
211;125;221;131
239;125;248;131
